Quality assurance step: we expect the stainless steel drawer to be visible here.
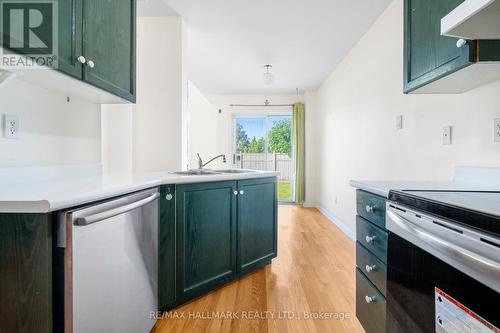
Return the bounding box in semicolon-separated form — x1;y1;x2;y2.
356;216;388;263
356;242;387;296
356;190;386;229
356;268;386;333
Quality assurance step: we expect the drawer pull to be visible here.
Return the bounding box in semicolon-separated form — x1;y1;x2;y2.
365;295;377;304
365;235;376;244
365;264;377;273
365;205;375;213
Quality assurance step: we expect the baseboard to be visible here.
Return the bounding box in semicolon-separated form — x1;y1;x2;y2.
317;207;356;241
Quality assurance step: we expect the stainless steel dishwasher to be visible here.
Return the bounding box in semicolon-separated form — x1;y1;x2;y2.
56;188;159;333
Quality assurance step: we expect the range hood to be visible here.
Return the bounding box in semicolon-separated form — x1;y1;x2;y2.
441;0;500;39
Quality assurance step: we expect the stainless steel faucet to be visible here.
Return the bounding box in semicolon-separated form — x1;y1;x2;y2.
197;153;226;169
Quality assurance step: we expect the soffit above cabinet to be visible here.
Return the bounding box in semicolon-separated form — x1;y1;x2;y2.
441;0;500;39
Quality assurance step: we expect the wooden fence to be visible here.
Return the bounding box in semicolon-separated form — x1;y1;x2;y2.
237;153;293;181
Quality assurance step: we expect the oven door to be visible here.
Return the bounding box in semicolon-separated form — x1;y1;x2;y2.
386;205;500;333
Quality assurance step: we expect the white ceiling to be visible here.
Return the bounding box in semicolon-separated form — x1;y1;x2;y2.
157;0;391;94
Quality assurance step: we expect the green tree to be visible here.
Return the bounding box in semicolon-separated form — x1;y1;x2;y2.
246;137;265;153
235;123;250;153
268;120;291;155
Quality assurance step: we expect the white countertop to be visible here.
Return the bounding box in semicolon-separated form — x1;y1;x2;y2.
350;167;500;198
348;180;500;198
0;167;279;213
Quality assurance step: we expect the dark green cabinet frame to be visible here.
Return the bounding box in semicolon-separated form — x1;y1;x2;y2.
159;177;278;311
0;213;53;333
59;0;136;101
403;0;500;93
237;177;278;275
403;0;472;93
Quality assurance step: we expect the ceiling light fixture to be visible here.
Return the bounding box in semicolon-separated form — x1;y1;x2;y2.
263;65;274;87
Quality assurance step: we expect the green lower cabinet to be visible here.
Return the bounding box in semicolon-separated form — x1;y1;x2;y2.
0;213;52;333
158;178;278;310
159;185;176;310
238;178;277;274
356;269;386;333
176;181;238;301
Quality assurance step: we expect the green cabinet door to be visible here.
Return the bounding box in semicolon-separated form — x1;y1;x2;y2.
176;181;237;300
237;177;277;274
82;0;136;101
158;185;176;311
0;213;52;333
57;0;83;78
404;0;473;93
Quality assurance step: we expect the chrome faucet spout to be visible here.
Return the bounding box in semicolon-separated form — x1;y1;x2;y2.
197;153;227;169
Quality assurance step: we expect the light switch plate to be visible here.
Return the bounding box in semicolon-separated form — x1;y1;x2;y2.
3;114;20;139
494;118;500;143
443;126;452;145
396;115;403;130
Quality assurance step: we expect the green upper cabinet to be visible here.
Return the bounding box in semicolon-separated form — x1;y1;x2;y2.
404;0;500;94
82;0;136;101
237;178;277;274
404;0;472;93
57;0;83;78
176;181;238;301
55;0;136;101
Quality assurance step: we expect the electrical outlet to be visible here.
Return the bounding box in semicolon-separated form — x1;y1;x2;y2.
494;118;500;143
396;115;403;130
443;126;452;145
3;114;20;139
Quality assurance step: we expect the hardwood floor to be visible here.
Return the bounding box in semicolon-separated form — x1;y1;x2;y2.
153;206;363;333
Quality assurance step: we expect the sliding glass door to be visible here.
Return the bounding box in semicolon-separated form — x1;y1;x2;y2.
233;114;295;202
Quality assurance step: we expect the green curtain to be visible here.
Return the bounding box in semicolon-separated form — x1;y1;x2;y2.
292;102;305;203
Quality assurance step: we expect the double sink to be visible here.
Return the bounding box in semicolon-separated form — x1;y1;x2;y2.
172;169;257;176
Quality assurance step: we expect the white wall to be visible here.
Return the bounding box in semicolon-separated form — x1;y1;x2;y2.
207;94;303;169
101;105;133;176
0;79;101;167
309;0;500;233
132;16;186;173
186;81;219;169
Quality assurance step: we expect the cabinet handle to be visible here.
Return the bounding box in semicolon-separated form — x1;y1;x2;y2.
239;190;244;195
165;194;173;201
365;235;376;244
456;39;467;48
86;60;95;68
233;190;238;196
77;56;86;64
365;205;375;213
365;295;376;304
365;264;377;273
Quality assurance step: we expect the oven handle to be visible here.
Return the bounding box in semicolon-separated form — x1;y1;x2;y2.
74;193;159;226
387;210;500;280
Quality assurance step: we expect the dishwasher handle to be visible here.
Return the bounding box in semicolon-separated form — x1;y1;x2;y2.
74;192;159;226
